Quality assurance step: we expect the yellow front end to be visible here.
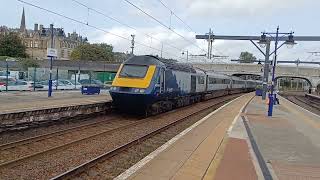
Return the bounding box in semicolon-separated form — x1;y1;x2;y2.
112;64;156;89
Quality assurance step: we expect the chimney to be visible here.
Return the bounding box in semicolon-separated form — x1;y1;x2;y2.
34;23;38;31
39;24;43;30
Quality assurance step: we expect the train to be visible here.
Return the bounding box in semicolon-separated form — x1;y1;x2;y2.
109;55;261;115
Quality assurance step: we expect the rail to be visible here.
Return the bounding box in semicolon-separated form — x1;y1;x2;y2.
50;95;238;180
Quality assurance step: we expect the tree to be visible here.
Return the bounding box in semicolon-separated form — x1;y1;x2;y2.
70;43;114;61
0;33;28;58
113;52;130;62
239;51;256;63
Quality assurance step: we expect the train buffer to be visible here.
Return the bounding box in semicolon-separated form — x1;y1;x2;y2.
116;93;320;180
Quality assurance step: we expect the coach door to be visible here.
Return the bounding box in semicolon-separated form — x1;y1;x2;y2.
191;75;196;93
159;68;165;93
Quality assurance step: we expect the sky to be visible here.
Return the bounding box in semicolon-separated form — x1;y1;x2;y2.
1;0;320;65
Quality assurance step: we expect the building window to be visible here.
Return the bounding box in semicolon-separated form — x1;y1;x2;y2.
30;40;33;48
34;41;38;48
43;41;47;49
24;41;29;47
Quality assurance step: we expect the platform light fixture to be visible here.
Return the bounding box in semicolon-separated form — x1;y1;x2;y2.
258;33;267;48
284;33;297;48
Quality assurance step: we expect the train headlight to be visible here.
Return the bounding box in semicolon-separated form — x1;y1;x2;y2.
110;87;118;91
134;89;140;93
139;89;145;93
133;88;145;93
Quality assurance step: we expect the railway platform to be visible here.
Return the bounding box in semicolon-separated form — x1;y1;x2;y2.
116;93;320;180
306;93;320;100
0;90;111;114
0;91;112;131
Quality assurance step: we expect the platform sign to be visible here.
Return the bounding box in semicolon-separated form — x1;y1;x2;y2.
47;48;58;57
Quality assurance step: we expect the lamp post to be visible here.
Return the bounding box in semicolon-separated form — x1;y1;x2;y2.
182;50;189;63
262;27;296;116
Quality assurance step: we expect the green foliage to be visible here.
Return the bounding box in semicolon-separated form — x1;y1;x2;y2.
239;51;256;63
0;33;28;58
113;52;130;63
255;85;263;90
19;58;39;70
70;43;114;61
0;56;12;61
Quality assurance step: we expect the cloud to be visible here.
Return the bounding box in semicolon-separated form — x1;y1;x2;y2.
175;0;306;18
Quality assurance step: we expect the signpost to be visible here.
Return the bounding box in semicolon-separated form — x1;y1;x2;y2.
47;24;56;97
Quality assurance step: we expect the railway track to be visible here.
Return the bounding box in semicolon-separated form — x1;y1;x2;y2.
0;116;138;167
294;96;320;111
51;94;241;180
282;94;320;114
0;94;241;179
1;115;121;149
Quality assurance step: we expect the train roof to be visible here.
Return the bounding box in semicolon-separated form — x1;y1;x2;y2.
124;55;198;73
206;71;231;79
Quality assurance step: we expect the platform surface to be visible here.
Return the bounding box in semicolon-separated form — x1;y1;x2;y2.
117;93;320;180
0;90;111;114
116;93;255;180
243;96;320;180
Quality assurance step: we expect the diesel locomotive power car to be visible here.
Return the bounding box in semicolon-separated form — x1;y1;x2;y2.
109;55;260;115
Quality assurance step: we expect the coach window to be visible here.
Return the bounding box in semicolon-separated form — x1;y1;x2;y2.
208;77;214;84
198;76;205;84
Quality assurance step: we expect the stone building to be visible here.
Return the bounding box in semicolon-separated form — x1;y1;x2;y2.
0;8;87;60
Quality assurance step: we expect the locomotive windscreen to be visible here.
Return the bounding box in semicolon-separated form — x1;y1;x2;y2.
119;65;148;78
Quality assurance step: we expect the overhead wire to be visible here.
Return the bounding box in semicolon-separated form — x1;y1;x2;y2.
156;0;194;32
155;0;227;58
17;0;187;60
70;0;184;52
123;0;207;54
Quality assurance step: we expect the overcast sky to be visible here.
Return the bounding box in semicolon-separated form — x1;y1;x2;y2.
1;0;320;65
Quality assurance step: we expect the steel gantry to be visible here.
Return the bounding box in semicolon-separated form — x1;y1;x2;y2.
196;31;320;100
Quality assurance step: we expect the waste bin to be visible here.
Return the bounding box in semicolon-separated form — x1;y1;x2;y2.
255;89;262;96
81;86;100;95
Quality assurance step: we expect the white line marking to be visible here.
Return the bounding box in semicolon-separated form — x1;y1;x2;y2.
227;95;254;135
114;94;247;180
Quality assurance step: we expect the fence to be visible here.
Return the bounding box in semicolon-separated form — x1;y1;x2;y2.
0;65;116;92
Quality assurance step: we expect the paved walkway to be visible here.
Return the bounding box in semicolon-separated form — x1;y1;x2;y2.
243;96;320;180
0;91;111;114
116;93;255;180
116;93;320;180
